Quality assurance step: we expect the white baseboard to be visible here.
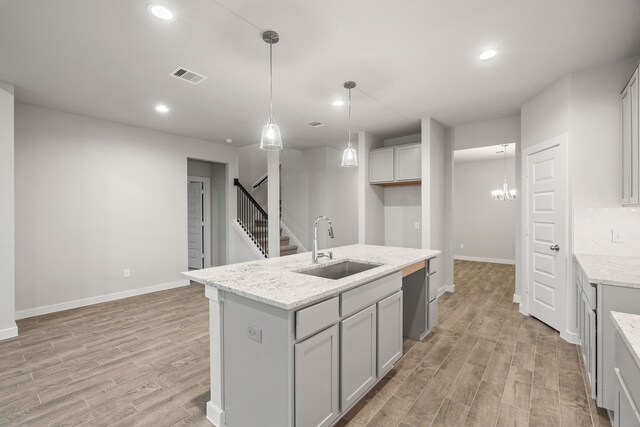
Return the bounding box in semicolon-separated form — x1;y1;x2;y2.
15;279;190;320
561;330;579;345
513;294;521;304
206;401;225;427
454;255;515;265
438;284;455;297
0;323;18;341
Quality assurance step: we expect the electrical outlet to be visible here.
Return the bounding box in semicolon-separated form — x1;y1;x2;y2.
248;325;262;343
459;243;464;249
612;229;625;243
414;221;420;230
123;269;131;278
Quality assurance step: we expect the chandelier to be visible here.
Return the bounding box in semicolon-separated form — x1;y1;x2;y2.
492;144;516;201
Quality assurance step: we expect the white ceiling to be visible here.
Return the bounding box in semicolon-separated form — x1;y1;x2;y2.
1;0;639;149
454;143;515;163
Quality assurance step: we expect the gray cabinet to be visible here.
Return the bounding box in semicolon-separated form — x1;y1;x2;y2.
369;148;394;183
575;264;597;399
622;66;639;205
369;143;422;185
615;368;640;427
377;291;403;376
394;144;421;181
340;304;377;411
614;330;640;427
295;324;339;427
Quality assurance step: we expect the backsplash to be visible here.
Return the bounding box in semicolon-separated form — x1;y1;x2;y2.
574;207;640;257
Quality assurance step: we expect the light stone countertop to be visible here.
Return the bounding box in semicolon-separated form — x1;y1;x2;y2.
183;244;440;310
611;311;640;370
574;253;640;289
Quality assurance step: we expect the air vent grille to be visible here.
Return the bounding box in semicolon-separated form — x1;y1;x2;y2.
170;67;207;85
307;121;324;127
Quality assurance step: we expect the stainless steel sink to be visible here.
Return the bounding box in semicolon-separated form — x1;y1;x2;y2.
296;260;381;280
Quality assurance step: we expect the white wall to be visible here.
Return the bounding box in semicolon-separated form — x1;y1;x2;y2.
0;83;17;339
453;116;521;150
383;186;421;248
422;117;454;292
358;131;385;245
518;56;638;341
454;158;516;263
570;57;639;208
14;103;241;317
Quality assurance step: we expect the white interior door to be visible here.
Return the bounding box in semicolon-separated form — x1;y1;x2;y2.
526;140;566;331
188;181;204;269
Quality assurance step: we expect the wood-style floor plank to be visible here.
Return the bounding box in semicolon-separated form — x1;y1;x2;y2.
0;261;609;427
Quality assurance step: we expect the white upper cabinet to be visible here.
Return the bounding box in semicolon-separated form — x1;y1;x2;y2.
369;143;422;185
394;144;422;181
369;148;394;183
622;66;639;205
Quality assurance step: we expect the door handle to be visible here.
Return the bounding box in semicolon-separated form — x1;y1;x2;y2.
550;244;560;251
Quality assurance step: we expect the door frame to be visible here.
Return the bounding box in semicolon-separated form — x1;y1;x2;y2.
520;133;570;335
188;176;212;269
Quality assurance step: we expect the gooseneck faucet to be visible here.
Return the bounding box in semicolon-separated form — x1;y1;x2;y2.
313;216;335;263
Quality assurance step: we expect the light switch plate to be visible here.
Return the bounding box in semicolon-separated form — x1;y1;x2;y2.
414;221;420;230
123;269;131;278
612;229;625;243
459;243;464;249
248;325;262;343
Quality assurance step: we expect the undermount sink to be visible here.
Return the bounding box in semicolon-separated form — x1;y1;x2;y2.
296;260;381;280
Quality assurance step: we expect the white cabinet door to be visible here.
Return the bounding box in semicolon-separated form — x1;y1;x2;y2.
295;324;339;427
377;291;403;376
369;148;394;183
615;368;640;427
622;68;639;205
394;144;421;181
340;305;377;411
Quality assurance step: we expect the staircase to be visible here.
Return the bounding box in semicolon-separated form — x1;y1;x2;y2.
234;179;298;258
251;219;299;256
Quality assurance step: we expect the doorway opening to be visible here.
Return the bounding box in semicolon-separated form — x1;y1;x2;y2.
187;159;227;269
452;143;517;278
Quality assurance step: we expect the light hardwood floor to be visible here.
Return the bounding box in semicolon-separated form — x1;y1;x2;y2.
0;261;611;426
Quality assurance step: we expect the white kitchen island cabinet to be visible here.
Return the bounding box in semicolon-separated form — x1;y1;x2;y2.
184;244;440;427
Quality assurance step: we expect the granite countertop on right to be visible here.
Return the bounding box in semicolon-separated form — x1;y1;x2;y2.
574;253;640;289
611;311;640;370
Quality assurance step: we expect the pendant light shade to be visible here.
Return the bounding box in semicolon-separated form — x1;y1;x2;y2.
260;30;283;151
341;81;358;167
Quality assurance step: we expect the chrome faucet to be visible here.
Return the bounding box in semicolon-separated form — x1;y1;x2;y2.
313;215;334;263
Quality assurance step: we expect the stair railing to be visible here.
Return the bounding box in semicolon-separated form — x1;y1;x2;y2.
234;178;268;257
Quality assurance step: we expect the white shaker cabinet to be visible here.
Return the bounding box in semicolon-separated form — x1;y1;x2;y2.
394;143;422;181
376;291;403;376
369;148;394;183
622;66;639;205
340;304;377;411
295;324;339;427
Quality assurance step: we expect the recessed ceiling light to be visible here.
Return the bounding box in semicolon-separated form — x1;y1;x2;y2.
148;4;174;20
332;100;344;106
155;104;169;113
479;49;498;60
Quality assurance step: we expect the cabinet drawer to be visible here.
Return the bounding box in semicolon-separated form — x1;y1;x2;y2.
616;334;640;409
614;367;640;427
341;272;402;317
296;297;339;340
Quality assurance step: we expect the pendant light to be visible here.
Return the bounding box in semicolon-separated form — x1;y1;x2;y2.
341;81;358;167
260;30;283;151
492;144;516;201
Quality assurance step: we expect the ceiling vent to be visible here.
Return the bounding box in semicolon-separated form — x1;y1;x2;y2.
170;67;207;85
306;121;324;127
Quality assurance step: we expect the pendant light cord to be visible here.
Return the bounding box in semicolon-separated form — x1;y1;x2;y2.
269;39;273;121
348;87;352;148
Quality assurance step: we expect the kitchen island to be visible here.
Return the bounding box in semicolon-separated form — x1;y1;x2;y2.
184;244;440;427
